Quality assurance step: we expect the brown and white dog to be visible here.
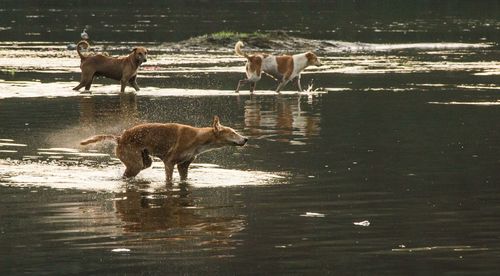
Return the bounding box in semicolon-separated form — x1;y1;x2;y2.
234;41;322;93
80;116;248;183
73;41;148;93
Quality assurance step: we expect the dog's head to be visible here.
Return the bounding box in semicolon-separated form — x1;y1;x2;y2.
305;52;322;67
212;116;248;147
132;47;148;64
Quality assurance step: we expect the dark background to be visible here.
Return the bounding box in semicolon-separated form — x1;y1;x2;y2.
1;0;499;43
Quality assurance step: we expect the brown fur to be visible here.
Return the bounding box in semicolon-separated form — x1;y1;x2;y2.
80;116;248;183
73;40;148;93
248;56;262;77
276;56;294;79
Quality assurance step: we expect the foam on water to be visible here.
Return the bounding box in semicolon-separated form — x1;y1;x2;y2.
429;100;500;106
325;41;492;52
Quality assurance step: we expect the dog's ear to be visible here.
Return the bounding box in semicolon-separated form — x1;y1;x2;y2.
212;115;221;133
132;47;138;53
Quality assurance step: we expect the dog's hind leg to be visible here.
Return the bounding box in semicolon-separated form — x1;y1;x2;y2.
177;158;195;181
141;149;152;169
84;76;94;91
73;75;91;91
73;81;86;91
124;165;142;178
250;82;257;93
116;145;144;178
163;160;175;183
235;79;249;93
74;69;95;91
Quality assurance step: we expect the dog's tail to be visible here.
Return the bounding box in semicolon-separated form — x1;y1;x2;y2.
80;135;119;145
234;41;248;58
76;40;90;60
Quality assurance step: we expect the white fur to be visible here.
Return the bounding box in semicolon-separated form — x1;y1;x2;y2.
246;62;261;82
291;53;309;79
261;56;278;75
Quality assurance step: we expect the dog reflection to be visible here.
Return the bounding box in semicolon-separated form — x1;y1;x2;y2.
79;92;139;130
113;185;245;238
244;96;321;141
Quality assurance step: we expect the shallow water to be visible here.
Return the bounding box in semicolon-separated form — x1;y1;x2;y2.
1;1;500;275
2;88;500;274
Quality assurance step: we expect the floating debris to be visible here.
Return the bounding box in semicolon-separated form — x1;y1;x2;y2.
300;212;325;218
111;248;130;253
353;220;370;227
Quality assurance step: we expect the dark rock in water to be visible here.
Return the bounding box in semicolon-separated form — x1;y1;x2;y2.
67;43;77;50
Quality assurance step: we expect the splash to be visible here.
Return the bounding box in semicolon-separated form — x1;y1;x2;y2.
0;159;284;192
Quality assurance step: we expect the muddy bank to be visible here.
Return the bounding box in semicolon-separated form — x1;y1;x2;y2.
164;31;328;52
163;31;493;53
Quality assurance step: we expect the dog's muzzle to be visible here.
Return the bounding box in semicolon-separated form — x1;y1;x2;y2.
238;137;249;146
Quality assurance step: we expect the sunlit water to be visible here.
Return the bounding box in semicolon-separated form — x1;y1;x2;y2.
1;88;500;274
1;1;500;274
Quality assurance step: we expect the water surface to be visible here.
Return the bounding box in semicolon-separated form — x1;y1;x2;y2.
1;1;500;274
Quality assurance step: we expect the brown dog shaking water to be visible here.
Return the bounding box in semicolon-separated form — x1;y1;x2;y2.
73;40;148;93
80;116;248;183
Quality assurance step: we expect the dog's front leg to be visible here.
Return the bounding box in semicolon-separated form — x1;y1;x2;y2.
129;76;140;91
120;78;128;93
295;76;303;92
163;160;175;183
177;158;194;180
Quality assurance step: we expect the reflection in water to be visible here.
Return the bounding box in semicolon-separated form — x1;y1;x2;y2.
244;95;321;144
1;91;500;274
79;92;139;130
23;183;246;255
42;93;141;155
115;184;196;232
114;184;246;250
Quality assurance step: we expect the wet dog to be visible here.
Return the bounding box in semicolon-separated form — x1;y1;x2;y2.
234;41;322;93
73;41;148;93
80;116;248;183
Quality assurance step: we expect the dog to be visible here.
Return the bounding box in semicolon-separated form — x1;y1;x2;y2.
234;41;322;93
80;116;248;183
73;40;148;93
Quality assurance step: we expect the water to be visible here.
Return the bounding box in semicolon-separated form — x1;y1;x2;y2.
1;1;500;274
0;0;499;43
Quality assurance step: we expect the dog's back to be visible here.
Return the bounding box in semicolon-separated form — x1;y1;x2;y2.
119;123;181;155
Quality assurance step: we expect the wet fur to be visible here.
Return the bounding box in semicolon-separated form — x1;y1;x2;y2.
73;41;148;93
80;116;248;183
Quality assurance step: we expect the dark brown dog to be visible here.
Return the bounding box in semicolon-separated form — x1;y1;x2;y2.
80;116;248;183
73;41;148;93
